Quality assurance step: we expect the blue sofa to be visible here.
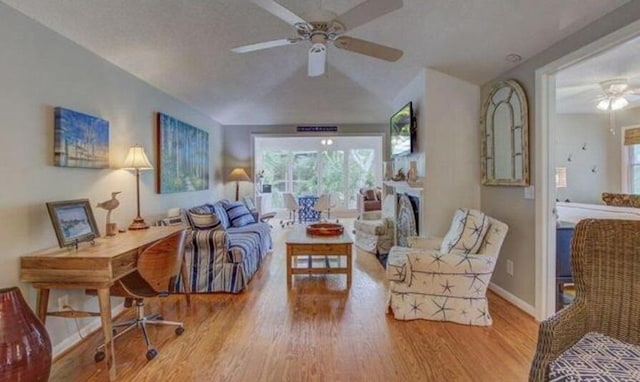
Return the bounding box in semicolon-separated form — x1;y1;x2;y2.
174;200;272;293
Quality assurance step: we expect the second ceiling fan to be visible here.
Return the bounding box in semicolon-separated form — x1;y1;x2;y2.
232;0;404;77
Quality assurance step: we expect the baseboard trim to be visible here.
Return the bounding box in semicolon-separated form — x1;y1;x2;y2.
489;282;537;319
52;303;126;358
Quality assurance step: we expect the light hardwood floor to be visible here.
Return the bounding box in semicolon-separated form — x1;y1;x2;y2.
51;220;539;381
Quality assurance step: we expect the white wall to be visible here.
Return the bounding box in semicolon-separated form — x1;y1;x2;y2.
481;1;640;307
555;113;620;203
392;68;480;237
0;3;223;354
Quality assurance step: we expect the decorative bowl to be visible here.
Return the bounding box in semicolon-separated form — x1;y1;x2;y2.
306;223;344;236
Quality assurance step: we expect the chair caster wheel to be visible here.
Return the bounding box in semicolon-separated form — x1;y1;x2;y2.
146;348;158;361
175;326;185;335
156;316;164;321
112;328;117;336
94;351;105;362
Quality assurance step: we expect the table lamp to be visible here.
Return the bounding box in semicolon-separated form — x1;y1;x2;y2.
123;145;153;230
228;167;251;201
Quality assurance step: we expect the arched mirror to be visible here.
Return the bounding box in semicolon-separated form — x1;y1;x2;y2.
481;79;529;186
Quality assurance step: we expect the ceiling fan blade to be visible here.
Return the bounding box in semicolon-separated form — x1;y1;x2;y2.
252;0;308;27
334;36;403;62
231;38;300;53
337;0;403;31
308;43;327;77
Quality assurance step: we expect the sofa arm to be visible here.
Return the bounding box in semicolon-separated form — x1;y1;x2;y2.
407;236;443;250
387;246;498;285
386;246;411;282
186;228;230;261
529;302;589;382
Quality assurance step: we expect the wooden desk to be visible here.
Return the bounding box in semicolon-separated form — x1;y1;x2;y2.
20;225;184;381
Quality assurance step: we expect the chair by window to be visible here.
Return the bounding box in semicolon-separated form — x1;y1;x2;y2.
281;192;299;227
357;187;382;218
529;219;640;381
314;194;331;221
94;229;187;362
386;209;508;326
243;196;276;226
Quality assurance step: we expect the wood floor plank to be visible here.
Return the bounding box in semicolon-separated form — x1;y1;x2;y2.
50;220;538;381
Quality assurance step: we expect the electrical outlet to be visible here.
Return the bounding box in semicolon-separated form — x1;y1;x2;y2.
506;259;514;277
57;295;69;311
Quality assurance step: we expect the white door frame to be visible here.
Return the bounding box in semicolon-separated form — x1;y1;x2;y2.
534;20;640;320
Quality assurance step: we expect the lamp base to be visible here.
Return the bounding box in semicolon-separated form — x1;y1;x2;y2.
128;217;149;230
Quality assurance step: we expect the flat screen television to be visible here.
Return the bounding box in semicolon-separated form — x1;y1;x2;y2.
390;102;415;157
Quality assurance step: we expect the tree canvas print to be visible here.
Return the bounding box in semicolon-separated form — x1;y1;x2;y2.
54;107;109;168
156;113;209;193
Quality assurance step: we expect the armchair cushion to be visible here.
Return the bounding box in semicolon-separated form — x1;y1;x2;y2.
441;208;490;254
549;332;640;381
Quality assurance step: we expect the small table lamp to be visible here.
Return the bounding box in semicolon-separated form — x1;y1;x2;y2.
228;168;251;201
123;145;153;230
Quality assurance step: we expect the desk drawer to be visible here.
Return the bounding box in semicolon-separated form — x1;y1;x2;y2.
112;249;138;279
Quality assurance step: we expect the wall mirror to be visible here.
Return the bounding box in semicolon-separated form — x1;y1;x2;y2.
481;79;529;186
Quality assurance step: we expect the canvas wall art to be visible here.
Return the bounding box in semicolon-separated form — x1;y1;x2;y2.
156;113;209;193
54;107;109;169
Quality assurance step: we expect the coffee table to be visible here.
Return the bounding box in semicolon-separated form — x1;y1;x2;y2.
285;225;353;288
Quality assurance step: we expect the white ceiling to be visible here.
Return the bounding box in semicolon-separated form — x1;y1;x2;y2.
2;0;630;125
556;34;640;114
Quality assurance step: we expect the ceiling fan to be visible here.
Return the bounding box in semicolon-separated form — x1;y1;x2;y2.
596;78;640;111
232;0;404;77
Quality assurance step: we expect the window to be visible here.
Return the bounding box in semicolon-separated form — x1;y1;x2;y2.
627;144;640;194
623;126;640;194
254;136;382;210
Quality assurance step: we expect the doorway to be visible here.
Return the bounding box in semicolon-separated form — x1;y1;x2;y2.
535;20;640;319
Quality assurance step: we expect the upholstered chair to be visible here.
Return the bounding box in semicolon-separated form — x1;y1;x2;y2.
356;187;382;218
386;209;508;326
529;219;640;381
354;195;395;258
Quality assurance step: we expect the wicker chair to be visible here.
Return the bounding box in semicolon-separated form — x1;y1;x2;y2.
529;219;640;381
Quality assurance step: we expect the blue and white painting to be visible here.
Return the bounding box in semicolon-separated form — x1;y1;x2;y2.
157;113;209;193
54;107;109;169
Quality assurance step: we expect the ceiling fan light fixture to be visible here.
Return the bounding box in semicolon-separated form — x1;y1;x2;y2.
596;99;611;111
308;43;327;77
611;96;629;110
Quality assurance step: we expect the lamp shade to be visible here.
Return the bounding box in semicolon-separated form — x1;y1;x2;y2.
122;145;153;170
228;168;251;182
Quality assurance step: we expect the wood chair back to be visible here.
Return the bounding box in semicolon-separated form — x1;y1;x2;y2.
137;229;187;294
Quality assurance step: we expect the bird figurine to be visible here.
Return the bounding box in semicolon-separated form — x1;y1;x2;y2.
96;191;121;235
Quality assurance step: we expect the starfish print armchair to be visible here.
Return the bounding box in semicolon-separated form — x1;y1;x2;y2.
386;209;508;326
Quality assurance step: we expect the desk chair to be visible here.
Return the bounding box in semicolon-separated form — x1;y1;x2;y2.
94;229;187;362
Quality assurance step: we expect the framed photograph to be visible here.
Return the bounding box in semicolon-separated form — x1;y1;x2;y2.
46;199;100;248
156;113;209;194
54;107;110;169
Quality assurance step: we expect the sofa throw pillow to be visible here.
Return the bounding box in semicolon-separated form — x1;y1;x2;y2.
187;211;223;231
213;202;231;229
440;209;490;254
224;201;256;227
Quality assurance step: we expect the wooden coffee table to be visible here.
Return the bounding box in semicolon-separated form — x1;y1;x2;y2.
285;225;353;288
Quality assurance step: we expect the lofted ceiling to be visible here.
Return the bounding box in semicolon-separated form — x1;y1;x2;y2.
1;0;630;125
556;34;640;114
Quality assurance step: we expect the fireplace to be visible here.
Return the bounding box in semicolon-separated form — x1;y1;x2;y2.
396;192;420;246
